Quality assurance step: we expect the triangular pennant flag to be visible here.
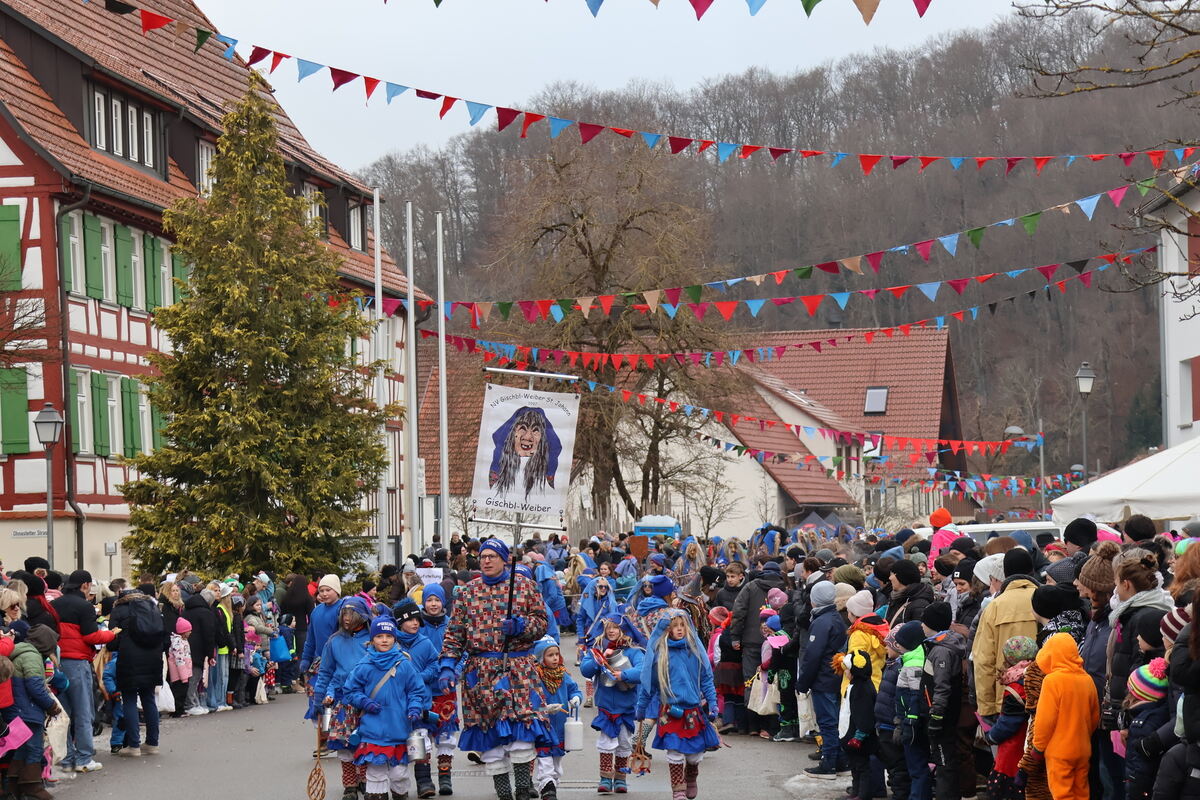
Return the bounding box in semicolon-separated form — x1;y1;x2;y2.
1005;156;1025;175
585;0;605;16
138;8;174;34
914;240;934;261
496;301;513;320
716;143;738;163
866;252;884;273
193;28;213;52
975;156;996;170
746;0;769;13
329;68;359;91
1076;194;1102;219
1020;211;1042;236
684;285;703;303
800;295;824;316
946;278;971;295
916;282;940;302
1146;150;1166;168
1107;185;1129;207
576;297;594;319
640;132;662;149
745;299;767;317
1033;156;1054;174
740;145;762;159
938;233;959;256
713;301;738;320
769;147;792;161
917;155;943;171
886;285;912;299
801;0;824;15
1079;271;1094;288
609;127;635;138
363;77;381;101
246;47;271;67
689;0;716;18
668;136;694;154
891;155;913;169
830;292;851;310
689;303;709;320
269;51;290;73
840;256;863;274
1137;177;1156;197
966;227;985;248
549;118;573;138
495;107;520;132
598;295;616;315
385;83;408;103
439;96;458;119
296;59;324;81
859;154;883;175
1065;259;1089;274
1036;264;1059;281
213;34;238;60
520;113;546;138
578;123;605;144
852;0;881;21
466;101;491;126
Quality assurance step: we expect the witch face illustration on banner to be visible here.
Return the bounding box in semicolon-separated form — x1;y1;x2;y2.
471;384;580;517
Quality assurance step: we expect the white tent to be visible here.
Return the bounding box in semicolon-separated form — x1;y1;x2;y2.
1051;435;1200;523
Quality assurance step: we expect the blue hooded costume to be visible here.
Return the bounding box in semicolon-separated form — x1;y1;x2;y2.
580;613;646;737
419;584;450;653
635;611;720;754
534;562;570;642
312;597;373;749
577;578;619;649
343;641;431;766
531;637;582;758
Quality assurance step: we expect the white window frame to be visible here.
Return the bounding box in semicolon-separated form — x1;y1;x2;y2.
160;244;172;307
198;140;217;196
105;374;122;457
864;386;889;415
142;111;155;168
348;204;364;250
138;385;153;455
131;230;145;309
302;182;321;225
67;211;84;293
127;105;139;163
100;221;116;303
93;91;106;151
110;97;123;157
74;369;92;454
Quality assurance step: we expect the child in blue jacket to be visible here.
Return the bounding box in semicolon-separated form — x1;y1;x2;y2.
580;613;645;794
342;616;430;800
533;637;582;800
419;585;458;796
1125;658;1172;800
102;653;126;753
314;596;372;800
635;610;719;800
392;600;439;798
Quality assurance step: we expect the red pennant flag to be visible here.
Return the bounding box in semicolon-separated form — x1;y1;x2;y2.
815;262;840;274
664;287;682;305
976;272;998;284
668;137;694;154
140;9;174;34
363;77;380;101
1118;152;1137;166
689;0;716;18
1033;156;1054;174
579;123;605;144
771;270;788;284
859;154;883;175
269;52;290;73
246;46;271;66
946;278;972;295
439;96;458;119
800;295;824;316
1036;264;1059;281
974;156;996;170
697;140;715;152
520;113;546;138
609;127;635;138
914;240;934;261
597;295;616;315
951;310;965;321
714;301;738;320
1079;271;1094;288
517;300;538;323
864;332;877;344
1087;153;1108;162
865;252;884;273
329;68;359;91
535;299;554;319
1055;280;1069;294
918;156;942;171
740;145;762;159
1005;156;1025;174
891;155;912;169
1146;150;1166;168
495;107;520;131
414;90;441;100
886;285;912;299
768;147;792;161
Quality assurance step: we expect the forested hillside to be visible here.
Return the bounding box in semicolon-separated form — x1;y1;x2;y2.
362;10;1191;482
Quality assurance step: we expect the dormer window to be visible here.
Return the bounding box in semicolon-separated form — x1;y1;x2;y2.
348;203;364;251
89;83;159;171
198;140;217;196
302;183;327;235
92;91;106;151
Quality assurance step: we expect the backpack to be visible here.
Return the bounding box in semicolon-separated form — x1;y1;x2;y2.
126;598;164;647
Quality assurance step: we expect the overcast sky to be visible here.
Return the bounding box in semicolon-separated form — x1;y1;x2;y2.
196;0;1018;171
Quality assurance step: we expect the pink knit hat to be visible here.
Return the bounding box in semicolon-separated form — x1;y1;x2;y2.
766;588;789;610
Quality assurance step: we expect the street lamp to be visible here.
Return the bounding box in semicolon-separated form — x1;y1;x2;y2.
1005;423;1047;518
1075;362;1096;483
33;403;63;567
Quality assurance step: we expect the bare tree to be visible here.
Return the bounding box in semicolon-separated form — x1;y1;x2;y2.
680;455;743;540
753;472;777;527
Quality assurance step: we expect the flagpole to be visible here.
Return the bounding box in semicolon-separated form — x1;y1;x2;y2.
373;188;388;568
435;212;450;546
405;201;420;559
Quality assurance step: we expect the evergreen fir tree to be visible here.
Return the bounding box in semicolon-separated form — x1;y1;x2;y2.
121;74;392;575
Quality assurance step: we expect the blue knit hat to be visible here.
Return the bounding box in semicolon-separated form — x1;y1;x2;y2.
369;616;397;638
480;538;510;563
422;583;446;609
648;575;675;598
533;636;559;662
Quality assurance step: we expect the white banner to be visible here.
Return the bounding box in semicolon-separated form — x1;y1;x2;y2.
470;383;579;518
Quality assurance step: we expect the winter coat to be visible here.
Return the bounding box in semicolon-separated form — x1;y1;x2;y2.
635;634;718;721
243;609;272;640
841;615;889;694
972;576;1039;717
1126;698;1170;791
844;658;878;747
576;581;618;645
954;591;984;630
580;644;644;732
874;657;901;730
182;593;216;667
535;563;569;641
342;646;430;747
712;583;743;613
1153;743;1200;800
108;593;165;691
396;629;440;694
51;587;114;661
795;604;847;695
987;676;1028;777
895;646;927;744
729;572;786;648
300;597;346;670
1031;631;1099;762
1079;608;1112;701
921;630;966;732
885;582;934;628
9;641;55;726
1107;603;1170;715
533;670;581;754
313;601;372;703
419;613;448;654
212;604;233;655
160;601;183;642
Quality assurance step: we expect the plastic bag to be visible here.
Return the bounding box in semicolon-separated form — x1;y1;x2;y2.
156;682;175;714
746;671;780;717
45;702;68;766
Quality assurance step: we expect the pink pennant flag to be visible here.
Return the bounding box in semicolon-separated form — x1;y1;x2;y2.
1078;271;1094;288
688;0;716;17
1036;264;1060;281
1107;186;1129;207
891;155;912;169
329;68;360;91
689;303;710;321
865;252;884;273
1005;156;1025;175
946;278;971;295
914;240;934;261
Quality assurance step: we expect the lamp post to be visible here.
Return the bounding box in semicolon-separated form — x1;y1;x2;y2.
1005;421;1047;518
1075;362;1096;483
33;403;64;567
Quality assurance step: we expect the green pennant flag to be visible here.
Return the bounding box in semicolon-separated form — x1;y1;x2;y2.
794;265;813;280
684;285;703;304
832;456;843;467
966;227;986;248
557;298;574;316
1020;211;1042;236
194;28;213;52
801;0;824;15
1137;177;1156;197
496;301;513;320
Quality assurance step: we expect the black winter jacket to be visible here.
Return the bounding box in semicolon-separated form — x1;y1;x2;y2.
874;657;901;730
886;582;934;627
920;629;966;735
796;604;846;695
183;594;216;667
1154;743;1200;800
730;572;786;648
108;593;165;692
1108;605;1164;712
712;583;742;613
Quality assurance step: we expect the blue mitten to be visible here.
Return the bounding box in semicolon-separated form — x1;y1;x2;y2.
437;666;457;694
363;700;382;715
501;617;526;637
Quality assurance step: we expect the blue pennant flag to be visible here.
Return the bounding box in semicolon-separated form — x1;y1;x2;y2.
728;351;742;365
1005;269;1025;279
640;132;662;149
385;84;408;103
587;381;597;392
995;218;1015;227
1066;155;1078;167
716;142;738;163
465;101;491;125
938;233;959;256
705;281;728;293
1174;148;1187;163
746;0;768;13
948;157;965;170
725;278;744;288
830;152;848;167
548;118;574;138
935;316;945;329
585;0;604;16
970;307;979;320
662;303;679;319
803;426;816;436
1076;194;1102;220
745;299;766;317
213;34;237;60
297;59;324;82
443;302;453;320
548;304;564;322
830;292;851;310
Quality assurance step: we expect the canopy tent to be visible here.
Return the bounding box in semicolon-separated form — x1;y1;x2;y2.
1051;435;1200;523
793;511;836;539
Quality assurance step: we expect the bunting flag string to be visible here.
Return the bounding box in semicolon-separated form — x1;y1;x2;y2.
90;0;1197;180
416;261;1120;367
402;245;1152;325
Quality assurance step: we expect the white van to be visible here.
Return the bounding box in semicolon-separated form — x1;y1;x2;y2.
909;520;1063;547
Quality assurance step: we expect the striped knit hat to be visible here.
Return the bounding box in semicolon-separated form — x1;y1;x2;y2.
1127;657;1169;703
1160;606;1192;647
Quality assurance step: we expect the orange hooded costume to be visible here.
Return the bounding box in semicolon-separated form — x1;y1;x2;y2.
1029;632;1099;800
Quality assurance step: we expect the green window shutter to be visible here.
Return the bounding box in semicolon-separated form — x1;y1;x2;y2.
143;233;159;311
150;402;164;450
114;225;133;307
0;369;29;455
0;205;21;291
120;377;135;458
59;215;73;293
91;371;109;457
128;380;143;455
83;215;103;300
68;371;79;453
171;256;187;304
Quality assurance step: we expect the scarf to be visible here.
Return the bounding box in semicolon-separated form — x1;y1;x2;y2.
538;663;565;694
1039;609;1086;646
1001;661;1030;686
1108;587;1174;627
482;569;511;586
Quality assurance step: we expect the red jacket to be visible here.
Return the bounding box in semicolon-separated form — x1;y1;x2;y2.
0;635;14;708
50;590;114;661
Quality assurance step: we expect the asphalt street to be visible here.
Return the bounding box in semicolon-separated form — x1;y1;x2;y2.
54;645;843;799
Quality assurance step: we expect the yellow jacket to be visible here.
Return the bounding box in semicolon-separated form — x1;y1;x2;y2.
971;577;1038;716
840;616;889;695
